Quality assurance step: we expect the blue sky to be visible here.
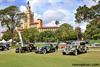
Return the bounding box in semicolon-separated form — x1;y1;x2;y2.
0;0;98;33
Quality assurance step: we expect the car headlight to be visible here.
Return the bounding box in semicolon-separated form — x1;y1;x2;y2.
37;47;42;50
63;48;67;52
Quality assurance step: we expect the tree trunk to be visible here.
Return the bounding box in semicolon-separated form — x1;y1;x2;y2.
10;30;15;46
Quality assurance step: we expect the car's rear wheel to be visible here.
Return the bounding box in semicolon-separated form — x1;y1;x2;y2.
16;50;19;53
42;49;46;54
84;50;87;53
35;51;38;53
62;52;66;55
20;50;24;53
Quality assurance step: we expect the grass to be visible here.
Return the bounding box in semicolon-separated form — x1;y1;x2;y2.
35;44;46;47
90;40;100;44
0;49;100;67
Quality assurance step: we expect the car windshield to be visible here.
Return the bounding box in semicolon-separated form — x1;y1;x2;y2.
43;45;49;48
71;42;79;46
80;42;85;45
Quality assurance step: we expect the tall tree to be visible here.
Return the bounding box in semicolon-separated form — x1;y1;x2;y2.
85;20;100;39
39;31;56;42
55;20;59;25
75;2;100;23
22;28;39;43
75;2;100;39
2;31;12;41
75;27;83;40
56;23;77;41
0;6;25;44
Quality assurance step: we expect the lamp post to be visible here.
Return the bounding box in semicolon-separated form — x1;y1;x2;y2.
15;27;24;47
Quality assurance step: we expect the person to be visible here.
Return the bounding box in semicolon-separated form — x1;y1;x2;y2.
50;44;53;48
6;43;10;50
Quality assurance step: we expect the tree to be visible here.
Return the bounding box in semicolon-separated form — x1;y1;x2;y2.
0;6;25;44
2;31;11;41
55;20;59;25
22;28;39;43
75;2;100;40
39;31;57;42
75;2;100;23
56;23;77;41
75;27;83;40
84;20;100;39
75;5;93;23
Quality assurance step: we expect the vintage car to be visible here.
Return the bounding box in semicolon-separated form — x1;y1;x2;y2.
0;45;6;51
62;41;88;55
15;43;37;53
92;43;100;47
35;43;58;54
0;43;10;51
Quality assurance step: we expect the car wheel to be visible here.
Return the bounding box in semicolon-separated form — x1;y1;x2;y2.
42;49;46;54
85;50;87;53
16;51;19;53
74;50;78;56
53;48;56;52
20;50;24;53
35;51;38;53
62;52;66;55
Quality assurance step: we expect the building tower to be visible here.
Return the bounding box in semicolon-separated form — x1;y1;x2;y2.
37;19;43;29
25;1;34;29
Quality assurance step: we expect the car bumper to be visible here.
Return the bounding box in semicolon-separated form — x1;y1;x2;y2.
35;50;42;53
63;49;75;54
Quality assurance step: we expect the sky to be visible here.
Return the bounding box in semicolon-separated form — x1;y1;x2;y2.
0;0;99;34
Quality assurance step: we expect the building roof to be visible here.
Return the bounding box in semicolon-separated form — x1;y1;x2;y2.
30;22;38;25
39;26;59;29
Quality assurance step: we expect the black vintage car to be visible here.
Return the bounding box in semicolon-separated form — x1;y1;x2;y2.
15;43;37;53
35;43;58;54
62;41;88;56
0;43;10;51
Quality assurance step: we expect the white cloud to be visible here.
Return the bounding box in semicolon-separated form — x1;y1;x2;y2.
25;0;78;26
82;0;98;7
26;0;48;11
49;0;62;3
0;5;7;9
45;20;65;27
43;9;76;27
19;5;27;12
45;21;59;27
43;9;70;22
75;22;88;32
19;5;42;21
34;13;42;21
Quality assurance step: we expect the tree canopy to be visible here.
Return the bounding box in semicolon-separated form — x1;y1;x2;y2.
22;28;39;43
56;23;77;41
0;5;25;44
75;2;100;39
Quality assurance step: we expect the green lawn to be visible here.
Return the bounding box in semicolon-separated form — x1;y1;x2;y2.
0;49;100;67
90;40;100;44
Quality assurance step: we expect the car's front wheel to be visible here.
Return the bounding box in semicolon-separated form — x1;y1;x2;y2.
42;49;47;54
16;50;19;53
74;50;78;56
